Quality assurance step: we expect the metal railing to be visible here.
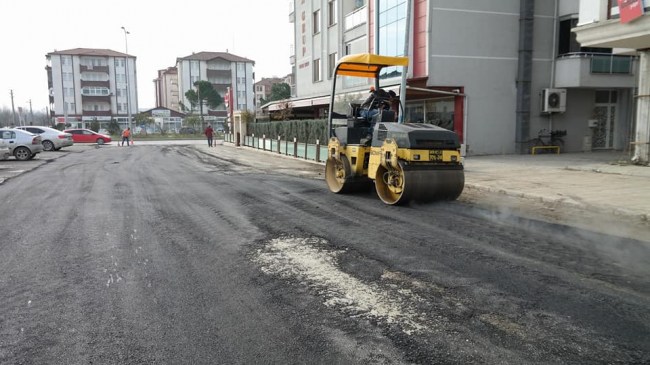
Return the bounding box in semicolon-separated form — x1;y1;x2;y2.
224;133;327;163
557;52;635;74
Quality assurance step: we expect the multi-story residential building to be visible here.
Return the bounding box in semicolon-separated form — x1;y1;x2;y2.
176;52;255;124
278;0;641;156
154;67;180;112
573;0;650;164
46;48;138;129
255;77;284;108
255;76;292;114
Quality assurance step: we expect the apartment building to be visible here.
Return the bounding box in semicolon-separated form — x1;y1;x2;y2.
280;0;641;156
46;48;138;129
255;76;293;114
154;67;180;112
573;0;650;164
255;77;285;106
176;52;255;124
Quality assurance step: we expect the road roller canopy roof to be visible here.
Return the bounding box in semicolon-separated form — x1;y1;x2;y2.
334;53;409;78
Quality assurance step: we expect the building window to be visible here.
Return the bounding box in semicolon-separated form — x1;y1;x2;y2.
313;58;322;82
558;18;609;56
62;72;73;81
81;87;110;96
328;1;337;26
328;53;337;79
378;0;407;57
61;56;72;66
313;9;321;34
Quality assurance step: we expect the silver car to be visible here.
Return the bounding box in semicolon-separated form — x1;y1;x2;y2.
15;126;74;151
0;128;44;161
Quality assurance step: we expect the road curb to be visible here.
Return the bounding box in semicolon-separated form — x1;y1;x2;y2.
463;183;649;223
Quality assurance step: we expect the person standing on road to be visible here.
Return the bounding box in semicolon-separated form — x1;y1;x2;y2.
205;124;214;147
121;127;131;147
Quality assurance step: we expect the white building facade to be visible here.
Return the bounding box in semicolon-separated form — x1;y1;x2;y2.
283;0;642;156
574;0;650;164
46;48;138;128
176;52;255;123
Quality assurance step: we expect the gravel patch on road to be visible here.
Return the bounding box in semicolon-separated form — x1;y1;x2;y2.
252;236;428;335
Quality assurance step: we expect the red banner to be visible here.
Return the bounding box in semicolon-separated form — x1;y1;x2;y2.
617;0;645;23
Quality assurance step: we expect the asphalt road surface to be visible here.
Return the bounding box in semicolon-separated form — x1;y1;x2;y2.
1;145;648;364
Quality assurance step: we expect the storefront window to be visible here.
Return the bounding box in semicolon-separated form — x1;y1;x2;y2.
405;97;455;131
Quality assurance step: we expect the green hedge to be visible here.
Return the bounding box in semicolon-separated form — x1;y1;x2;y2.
247;119;327;144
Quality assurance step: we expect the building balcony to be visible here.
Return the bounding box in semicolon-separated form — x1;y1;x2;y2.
207;69;231;78
81;95;112;102
554;53;637;89
344;6;367;31
574;15;650;49
80;80;110;88
82;110;112;117
80;65;109;73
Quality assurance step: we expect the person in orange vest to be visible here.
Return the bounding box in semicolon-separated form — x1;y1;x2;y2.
121;127;131;146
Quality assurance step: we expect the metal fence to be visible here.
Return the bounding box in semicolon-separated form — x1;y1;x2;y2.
224;133;328;163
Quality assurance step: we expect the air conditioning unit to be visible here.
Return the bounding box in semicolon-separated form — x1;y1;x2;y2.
541;88;567;113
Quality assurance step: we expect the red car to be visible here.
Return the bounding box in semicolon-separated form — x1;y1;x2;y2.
64;129;112;144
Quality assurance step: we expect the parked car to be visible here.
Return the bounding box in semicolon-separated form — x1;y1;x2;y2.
0;139;10;160
15;126;74;151
179;127;197;134
0;128;44;161
64;129;112;144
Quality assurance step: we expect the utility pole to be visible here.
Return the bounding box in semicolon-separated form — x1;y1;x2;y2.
28;99;33;125
121;26;132;133
10;89;16;126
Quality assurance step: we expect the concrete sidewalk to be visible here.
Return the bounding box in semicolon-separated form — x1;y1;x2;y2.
213;143;650;222
462;151;650;221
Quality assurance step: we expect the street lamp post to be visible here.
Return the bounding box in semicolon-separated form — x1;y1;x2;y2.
121;26;132;133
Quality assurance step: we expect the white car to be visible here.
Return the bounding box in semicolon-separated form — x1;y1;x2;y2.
15;126;74;151
0;128;44;161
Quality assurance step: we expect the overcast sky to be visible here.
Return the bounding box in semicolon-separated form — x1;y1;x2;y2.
0;0;293;113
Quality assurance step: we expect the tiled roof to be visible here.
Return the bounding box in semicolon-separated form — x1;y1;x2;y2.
177;51;254;64
255;77;284;86
47;48;133;58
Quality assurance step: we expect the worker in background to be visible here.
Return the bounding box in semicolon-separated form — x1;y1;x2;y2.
204;124;214;147
121;127;131;147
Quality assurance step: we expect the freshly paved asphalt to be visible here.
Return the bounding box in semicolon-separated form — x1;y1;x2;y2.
2;139;649;222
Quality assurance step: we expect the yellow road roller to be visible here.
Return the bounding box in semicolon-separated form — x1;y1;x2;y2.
325;53;464;205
